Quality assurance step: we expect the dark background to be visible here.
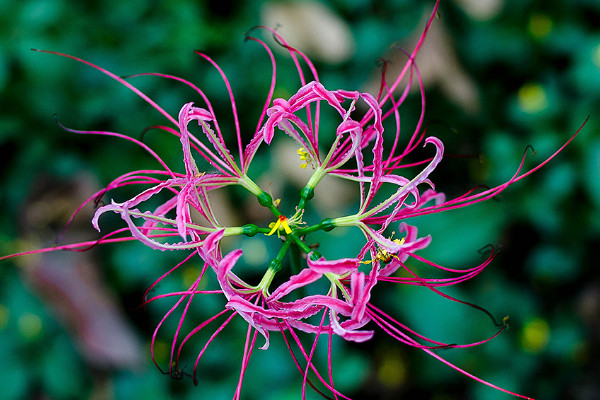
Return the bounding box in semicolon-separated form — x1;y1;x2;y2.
1;0;598;399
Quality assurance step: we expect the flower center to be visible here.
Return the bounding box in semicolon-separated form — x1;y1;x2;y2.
266;215;292;236
361;237;406;264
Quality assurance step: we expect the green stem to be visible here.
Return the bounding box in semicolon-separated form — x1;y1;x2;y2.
329;213;362;228
290;233;321;260
256;267;277;296
289;241;302;276
256;191;281;216
239;174;266;197
267;236;292;274
295;218;336;236
128;210;256;237
241;224;271;237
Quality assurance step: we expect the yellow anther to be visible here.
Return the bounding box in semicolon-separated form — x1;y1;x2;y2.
266;215;292;236
297;148;309;169
361;237;405;265
297;148;308;158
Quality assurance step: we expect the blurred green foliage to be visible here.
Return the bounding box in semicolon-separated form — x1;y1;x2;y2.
1;0;598;399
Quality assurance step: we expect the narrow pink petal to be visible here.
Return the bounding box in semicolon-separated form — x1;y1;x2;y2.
269;268;322;301
194;50;245;168
307;256;359;275
329;311;374;343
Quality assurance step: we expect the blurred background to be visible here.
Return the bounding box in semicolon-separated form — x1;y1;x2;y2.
1;0;598;399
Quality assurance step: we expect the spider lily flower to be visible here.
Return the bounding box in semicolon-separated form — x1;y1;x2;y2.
24;38;274;254
261;81;386;211
90;101;252;251
2;0;589;399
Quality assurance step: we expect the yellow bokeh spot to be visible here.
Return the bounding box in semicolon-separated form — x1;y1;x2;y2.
0;304;9;330
8;238;42;268
521;317;550;353
18;312;43;339
592;44;600;68
377;351;407;389
517;82;548;114
148;339;169;366
528;14;553;39
182;265;205;289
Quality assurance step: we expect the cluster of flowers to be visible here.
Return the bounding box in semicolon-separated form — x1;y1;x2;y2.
4;1;585;399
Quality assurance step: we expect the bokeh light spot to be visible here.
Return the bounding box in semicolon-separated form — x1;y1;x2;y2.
148;339;169;367
528;14;553;39
18;312;42;339
517;82;548;113
182;265;205;289
377;350;407;389
592;44;600;68
0;304;9;330
241;239;269;267
521;317;550;353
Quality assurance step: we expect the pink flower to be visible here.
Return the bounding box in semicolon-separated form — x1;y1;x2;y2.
2;0;588;399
